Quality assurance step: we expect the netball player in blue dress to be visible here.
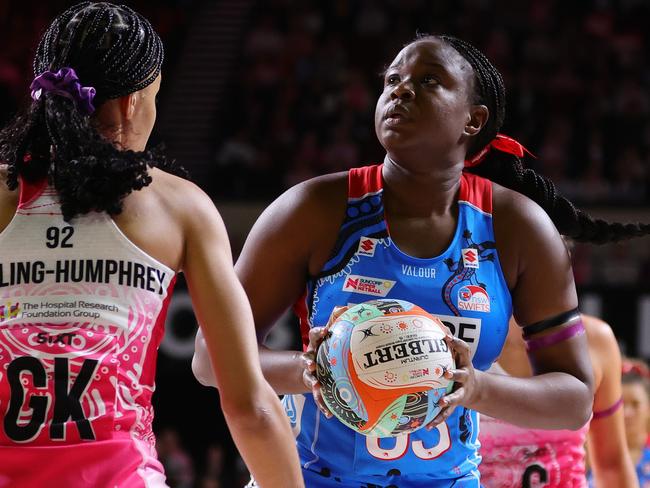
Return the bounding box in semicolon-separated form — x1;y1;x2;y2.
194;34;650;487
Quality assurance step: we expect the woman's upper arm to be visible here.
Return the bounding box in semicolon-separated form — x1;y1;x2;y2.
235;174;347;341
586;316;628;465
495;188;592;388
503;198;577;325
181;185;264;400
586;317;635;482
588;316;623;412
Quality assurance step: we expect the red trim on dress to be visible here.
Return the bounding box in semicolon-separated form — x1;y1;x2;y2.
460;172;492;214
348;164;383;199
18;177;48;209
141;275;177;386
348;166;493;215
292;290;311;352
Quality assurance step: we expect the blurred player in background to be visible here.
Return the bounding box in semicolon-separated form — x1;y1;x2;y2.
588;359;650;487
481;314;636;487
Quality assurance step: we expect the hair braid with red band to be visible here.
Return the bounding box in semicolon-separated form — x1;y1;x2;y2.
413;33;650;243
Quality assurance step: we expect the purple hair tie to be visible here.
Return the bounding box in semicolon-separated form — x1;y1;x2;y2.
30;67;96;115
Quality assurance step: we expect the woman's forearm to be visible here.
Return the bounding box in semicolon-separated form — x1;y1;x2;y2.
193;328;309;394
193;335;307;395
593;465;638;488
470;370;592;430
258;345;310;394
222;383;304;487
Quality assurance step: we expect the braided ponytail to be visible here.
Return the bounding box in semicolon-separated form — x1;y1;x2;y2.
414;33;650;243
0;2;185;221
470;152;650;243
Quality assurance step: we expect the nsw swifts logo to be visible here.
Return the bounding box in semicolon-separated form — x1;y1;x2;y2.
462;248;479;269
457;285;490;313
357;237;378;257
342;275;395;297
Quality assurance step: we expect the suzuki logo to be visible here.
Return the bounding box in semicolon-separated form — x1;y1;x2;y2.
360;239;374;252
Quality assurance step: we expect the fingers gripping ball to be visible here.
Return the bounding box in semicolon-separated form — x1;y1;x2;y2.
316;299;454;437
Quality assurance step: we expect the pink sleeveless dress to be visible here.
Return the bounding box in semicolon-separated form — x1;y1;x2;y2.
479;412;590;487
0;180;176;487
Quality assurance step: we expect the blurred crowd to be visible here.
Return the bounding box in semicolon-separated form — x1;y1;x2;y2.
2;1;649;204
156;430;252;488
214;0;650;204
0;0;192;126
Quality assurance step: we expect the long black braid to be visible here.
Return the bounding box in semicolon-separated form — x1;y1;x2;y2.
0;2;185;221
416;33;650;244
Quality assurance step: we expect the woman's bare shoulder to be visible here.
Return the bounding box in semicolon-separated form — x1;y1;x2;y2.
492;182;556;232
240;171;349;276
128;167;209;219
583;314;618;354
276;171;348;217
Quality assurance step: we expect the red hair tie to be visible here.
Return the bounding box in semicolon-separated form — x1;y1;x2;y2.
622;359;650;378
464;133;535;168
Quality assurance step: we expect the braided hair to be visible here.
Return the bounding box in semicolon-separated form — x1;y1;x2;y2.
0;2;185;221
415;34;650;244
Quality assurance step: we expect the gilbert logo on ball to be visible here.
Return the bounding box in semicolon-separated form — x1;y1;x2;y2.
316;299;454;437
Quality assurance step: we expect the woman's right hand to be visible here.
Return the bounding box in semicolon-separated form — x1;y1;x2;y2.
300;306;348;417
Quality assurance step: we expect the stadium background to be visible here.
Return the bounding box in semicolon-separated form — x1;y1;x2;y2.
1;0;649;486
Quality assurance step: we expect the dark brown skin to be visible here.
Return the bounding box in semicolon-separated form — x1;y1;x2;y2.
496;316;636;487
194;38;594;430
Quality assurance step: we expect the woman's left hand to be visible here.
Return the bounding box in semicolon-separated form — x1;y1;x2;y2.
426;333;483;429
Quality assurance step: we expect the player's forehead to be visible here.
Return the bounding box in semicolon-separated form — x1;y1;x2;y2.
388;38;473;80
623;381;649;399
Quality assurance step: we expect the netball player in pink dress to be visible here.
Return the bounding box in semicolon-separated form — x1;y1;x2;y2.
0;3;302;487
480;315;636;487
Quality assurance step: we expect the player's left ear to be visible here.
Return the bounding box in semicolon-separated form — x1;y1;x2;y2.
120;92;138;121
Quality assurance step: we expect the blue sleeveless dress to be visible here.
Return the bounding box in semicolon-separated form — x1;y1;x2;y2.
284;164;512;487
